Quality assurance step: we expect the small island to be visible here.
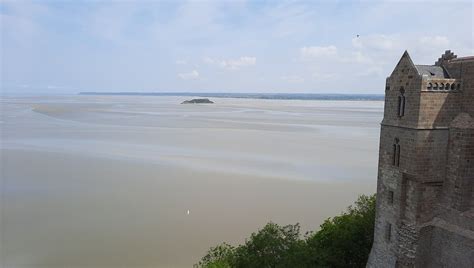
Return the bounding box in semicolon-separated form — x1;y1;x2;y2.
181;98;214;104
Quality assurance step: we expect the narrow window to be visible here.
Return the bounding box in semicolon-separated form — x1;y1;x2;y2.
398;88;405;117
427;83;432;90
445;83;450;90
399;96;405;116
393;138;400;167
451;83;455;90
388;190;394;204
396;144;401;167
386;223;392;241
393;143;397;165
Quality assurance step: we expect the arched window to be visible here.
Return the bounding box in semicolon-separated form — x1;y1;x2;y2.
445;83;450;90
393;138;400;167
440;83;444;90
397;88;406;117
451;83;455;90
433;83;438;90
427;83;432;90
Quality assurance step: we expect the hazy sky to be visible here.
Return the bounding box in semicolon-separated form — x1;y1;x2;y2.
1;0;473;94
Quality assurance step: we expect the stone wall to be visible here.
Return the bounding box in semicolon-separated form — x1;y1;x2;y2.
382;52;422;129
367;51;474;268
444;57;474;116
416;220;474;267
413;130;449;182
441;114;474;212
417;90;462;129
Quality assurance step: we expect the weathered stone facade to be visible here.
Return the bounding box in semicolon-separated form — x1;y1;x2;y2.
367;51;474;268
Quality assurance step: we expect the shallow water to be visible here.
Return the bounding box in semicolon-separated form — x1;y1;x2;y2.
1;95;383;267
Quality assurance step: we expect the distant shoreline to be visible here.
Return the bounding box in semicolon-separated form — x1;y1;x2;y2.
78;92;384;101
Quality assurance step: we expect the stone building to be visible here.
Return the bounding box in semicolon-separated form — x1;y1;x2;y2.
367;50;474;267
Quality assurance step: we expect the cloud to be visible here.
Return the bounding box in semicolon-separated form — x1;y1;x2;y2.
175;59;187;65
351;34;399;51
300;46;338;59
281;75;304;83
419;36;450;47
341;51;375;65
351;34;454;58
355;67;384;77
178;70;199;80
204;56;256;70
1;1;471;94
312;72;337;80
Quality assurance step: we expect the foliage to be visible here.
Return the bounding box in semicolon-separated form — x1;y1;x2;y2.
232;222;308;268
306;194;376;267
196;194;376;268
197;243;234;268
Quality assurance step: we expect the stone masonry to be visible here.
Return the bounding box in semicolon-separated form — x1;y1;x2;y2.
367;51;474;267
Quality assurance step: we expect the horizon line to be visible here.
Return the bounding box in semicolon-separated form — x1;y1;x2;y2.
79;91;384;95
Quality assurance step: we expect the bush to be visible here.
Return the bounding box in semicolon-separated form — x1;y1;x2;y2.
197;194;376;268
306;194;376;267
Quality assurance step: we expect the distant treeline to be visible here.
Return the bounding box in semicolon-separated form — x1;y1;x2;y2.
79;92;384;101
196;194;376;268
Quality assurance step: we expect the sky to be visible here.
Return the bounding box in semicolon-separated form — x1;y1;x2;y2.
1;0;473;94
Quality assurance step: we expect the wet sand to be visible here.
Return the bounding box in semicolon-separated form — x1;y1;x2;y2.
1;95;383;267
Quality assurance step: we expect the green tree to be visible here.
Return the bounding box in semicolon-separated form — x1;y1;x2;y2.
306;194;376;267
232;222;307;268
197;194;376;268
197;242;235;268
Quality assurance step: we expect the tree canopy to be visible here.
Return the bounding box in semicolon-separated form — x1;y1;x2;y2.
196;194;376;268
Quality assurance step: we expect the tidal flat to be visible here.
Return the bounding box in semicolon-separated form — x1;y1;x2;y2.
1;95;383;267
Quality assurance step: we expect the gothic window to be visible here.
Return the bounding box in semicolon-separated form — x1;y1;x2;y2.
427;83;432;90
451;83;455;90
445;83;450;90
397;88;406;117
433;83;439;90
440;83;445;90
393;138;400;167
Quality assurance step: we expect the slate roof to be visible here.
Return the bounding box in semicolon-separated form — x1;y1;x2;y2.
415;65;450;78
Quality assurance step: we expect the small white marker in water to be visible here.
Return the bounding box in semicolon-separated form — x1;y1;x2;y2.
187;210;190;215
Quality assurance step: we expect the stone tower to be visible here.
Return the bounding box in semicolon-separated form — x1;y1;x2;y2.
367;50;474;267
